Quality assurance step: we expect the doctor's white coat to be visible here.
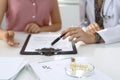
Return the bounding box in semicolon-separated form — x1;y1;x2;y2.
79;0;120;44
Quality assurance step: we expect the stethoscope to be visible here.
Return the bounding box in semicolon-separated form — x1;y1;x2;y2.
100;0;113;19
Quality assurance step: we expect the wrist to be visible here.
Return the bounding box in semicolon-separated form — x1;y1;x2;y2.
91;33;96;44
95;32;102;43
86;32;96;44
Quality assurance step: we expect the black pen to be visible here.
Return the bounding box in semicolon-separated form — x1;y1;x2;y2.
51;33;66;46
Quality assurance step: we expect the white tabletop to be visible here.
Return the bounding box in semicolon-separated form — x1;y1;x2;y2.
0;32;120;80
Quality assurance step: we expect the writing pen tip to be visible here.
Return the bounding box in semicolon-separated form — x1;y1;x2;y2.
51;33;66;46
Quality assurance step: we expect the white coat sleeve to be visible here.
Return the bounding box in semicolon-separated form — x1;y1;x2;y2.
97;25;120;44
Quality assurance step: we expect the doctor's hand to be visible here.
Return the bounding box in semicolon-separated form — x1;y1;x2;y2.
24;23;40;33
86;23;101;33
61;27;96;44
1;31;19;46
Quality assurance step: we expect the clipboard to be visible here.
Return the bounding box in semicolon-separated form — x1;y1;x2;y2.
20;33;77;56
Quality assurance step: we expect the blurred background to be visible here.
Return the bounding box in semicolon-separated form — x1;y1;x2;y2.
58;0;79;29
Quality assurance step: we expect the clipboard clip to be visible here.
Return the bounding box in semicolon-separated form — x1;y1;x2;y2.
35;48;62;56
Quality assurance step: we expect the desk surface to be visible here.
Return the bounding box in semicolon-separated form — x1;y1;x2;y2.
0;32;120;80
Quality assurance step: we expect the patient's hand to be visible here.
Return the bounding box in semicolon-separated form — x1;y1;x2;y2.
86;23;101;33
24;23;40;33
2;31;19;46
